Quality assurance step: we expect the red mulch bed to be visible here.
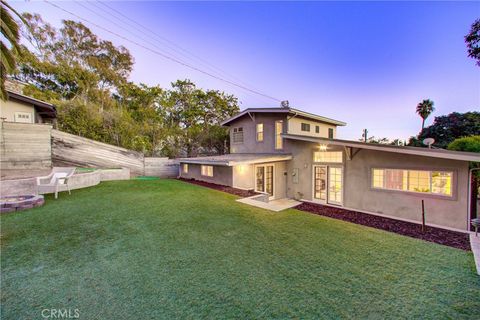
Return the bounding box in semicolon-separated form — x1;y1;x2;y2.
178;178;257;197
296;202;471;251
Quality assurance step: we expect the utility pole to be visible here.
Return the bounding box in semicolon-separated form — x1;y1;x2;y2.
362;129;368;143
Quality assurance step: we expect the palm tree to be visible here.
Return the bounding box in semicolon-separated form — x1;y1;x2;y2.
0;0;27;100
416;99;435;131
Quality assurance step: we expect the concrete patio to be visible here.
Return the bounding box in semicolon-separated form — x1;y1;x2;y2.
236;196;301;212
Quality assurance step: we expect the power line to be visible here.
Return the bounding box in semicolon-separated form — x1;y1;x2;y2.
43;0;281;102
92;0;257;90
80;0;235;83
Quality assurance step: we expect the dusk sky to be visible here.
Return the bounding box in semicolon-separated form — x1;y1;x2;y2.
12;1;480;141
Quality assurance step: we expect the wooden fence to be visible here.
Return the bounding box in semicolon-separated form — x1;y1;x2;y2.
0;122;52;170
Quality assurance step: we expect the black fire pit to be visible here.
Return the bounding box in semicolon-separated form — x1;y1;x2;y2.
0;195;45;214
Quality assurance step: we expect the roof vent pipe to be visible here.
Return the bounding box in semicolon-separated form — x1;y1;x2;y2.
281;100;289;108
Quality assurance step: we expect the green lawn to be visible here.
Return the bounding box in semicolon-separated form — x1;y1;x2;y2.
1;180;479;319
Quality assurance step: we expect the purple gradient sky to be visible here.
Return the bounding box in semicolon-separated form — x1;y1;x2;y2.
12;1;480;140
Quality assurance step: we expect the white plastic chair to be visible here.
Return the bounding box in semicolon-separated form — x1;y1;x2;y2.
37;167;76;199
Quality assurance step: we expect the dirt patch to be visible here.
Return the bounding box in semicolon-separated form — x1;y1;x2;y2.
178;178;257;197
296;202;471;251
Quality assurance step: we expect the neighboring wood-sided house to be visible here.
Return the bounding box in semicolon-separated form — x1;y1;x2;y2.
179;106;480;232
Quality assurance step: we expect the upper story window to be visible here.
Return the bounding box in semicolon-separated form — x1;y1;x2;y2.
315;126;320;134
328;128;334;139
201;165;214;177
256;123;264;142
232;127;243;143
275;120;283;149
372;168;453;197
313;151;343;163
183;164;188;173
301;123;310;132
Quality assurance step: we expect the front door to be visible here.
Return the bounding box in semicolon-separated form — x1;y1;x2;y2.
255;165;275;199
313;165;343;205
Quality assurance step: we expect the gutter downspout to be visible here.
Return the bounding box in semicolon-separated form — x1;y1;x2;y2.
467;168;480;231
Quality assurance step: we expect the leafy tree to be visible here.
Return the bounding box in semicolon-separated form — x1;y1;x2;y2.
465;19;480;66
409;112;480;148
361;136;405;146
162;80;239;157
448;136;480;153
416;99;435;131
16;14;133;104
14;12;240;158
0;0;28;100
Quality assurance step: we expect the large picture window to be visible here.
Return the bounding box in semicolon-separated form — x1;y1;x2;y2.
313;151;343;163
201;165;214;177
232;127;243;143
372;168;452;196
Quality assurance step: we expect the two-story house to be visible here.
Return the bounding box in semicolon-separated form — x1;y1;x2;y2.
179;106;480;232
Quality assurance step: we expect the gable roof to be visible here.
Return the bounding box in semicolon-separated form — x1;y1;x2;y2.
283;134;480;162
220;107;346;126
7;91;57;119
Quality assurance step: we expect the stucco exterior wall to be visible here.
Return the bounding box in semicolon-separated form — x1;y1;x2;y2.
287;117;336;138
0;99;37;123
285;139;470;231
229;113;288;154
179;163;233;186
232;161;288;198
343;149;469;231
232;164;255;190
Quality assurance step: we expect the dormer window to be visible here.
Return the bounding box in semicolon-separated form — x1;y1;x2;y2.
256;123;264;142
301;123;310;132
232;127;243;143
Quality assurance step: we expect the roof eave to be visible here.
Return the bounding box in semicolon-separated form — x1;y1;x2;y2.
282;134;480;162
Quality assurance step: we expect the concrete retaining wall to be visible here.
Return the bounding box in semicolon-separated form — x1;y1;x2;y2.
1;168;131;196
0;122;52;170
144;157;179;177
52;130;145;175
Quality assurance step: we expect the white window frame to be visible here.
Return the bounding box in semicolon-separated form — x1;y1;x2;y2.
201;165;214;177
275;120;283;150
256;123;264;142
232;127;244;144
14;112;33;123
313;151;343;163
371;168;454;197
